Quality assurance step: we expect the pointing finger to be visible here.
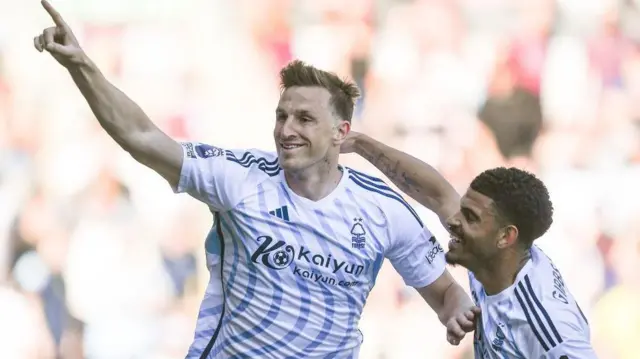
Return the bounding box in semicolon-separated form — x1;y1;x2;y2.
41;0;68;29
471;306;482;315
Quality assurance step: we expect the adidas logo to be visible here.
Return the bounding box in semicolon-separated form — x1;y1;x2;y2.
269;206;290;221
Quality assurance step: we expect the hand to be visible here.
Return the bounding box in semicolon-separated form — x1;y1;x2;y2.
340;131;363;154
34;0;86;67
445;305;481;346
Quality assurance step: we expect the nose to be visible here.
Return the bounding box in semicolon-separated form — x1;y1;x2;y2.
446;215;460;232
278;116;297;139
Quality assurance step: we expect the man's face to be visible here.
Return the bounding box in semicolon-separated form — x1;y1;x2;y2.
445;189;504;269
274;86;349;173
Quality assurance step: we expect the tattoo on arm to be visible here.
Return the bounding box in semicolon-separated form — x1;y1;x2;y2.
400;171;422;194
356;136;459;220
360;146;421;195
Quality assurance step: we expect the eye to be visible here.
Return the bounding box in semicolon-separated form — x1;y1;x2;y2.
462;209;479;223
276;113;287;122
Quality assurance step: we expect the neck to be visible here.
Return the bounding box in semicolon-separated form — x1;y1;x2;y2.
285;157;343;201
471;249;531;295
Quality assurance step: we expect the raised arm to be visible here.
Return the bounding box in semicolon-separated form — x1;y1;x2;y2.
342;132;460;223
34;0;183;188
71;64;182;186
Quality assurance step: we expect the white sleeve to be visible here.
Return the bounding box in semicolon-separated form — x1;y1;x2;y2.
385;206;446;288
540;340;598;359
174;142;253;210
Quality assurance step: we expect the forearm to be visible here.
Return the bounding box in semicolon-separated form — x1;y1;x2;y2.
35;1;182;187
353;134;459;221
67;57;182;186
438;282;474;326
68;58;158;151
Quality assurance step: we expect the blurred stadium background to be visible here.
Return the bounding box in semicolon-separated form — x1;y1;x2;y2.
1;0;639;358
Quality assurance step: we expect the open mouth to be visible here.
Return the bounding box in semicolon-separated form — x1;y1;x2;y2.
280;143;305;151
448;233;463;250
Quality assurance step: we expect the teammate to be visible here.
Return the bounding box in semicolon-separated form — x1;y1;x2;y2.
342;132;598;358
34;1;479;357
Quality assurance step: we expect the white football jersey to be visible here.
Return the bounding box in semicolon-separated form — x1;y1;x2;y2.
470;245;597;359
175;142;446;358
185;226;224;359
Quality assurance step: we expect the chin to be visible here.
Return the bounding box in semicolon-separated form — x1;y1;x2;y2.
445;251;469;269
445;252;458;266
278;157;306;173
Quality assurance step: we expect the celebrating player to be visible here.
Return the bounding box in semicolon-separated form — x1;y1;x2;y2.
342;132;598;358
34;1;479;357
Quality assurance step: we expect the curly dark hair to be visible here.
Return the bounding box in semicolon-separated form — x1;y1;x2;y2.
470;167;554;246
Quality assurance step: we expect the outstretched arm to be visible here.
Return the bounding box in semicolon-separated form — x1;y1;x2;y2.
68;64;183;187
343;132;460;223
34;0;182;188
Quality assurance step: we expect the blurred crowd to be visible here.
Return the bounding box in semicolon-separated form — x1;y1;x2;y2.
1;0;639;358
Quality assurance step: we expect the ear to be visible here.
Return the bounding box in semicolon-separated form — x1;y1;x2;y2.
332;120;351;146
497;225;518;249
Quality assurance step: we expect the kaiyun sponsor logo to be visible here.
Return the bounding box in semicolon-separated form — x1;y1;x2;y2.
250;235;365;287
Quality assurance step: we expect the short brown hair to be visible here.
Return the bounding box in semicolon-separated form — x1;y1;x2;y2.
279;60;360;122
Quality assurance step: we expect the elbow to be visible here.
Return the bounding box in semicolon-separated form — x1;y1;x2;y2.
111;130;149;161
111;132;139;157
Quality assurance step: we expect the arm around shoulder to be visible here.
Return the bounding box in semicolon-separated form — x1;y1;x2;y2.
347;132;460;223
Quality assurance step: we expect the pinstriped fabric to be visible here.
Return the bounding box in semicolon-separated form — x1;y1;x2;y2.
469;246;593;358
179;149;443;358
185;227;224;359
